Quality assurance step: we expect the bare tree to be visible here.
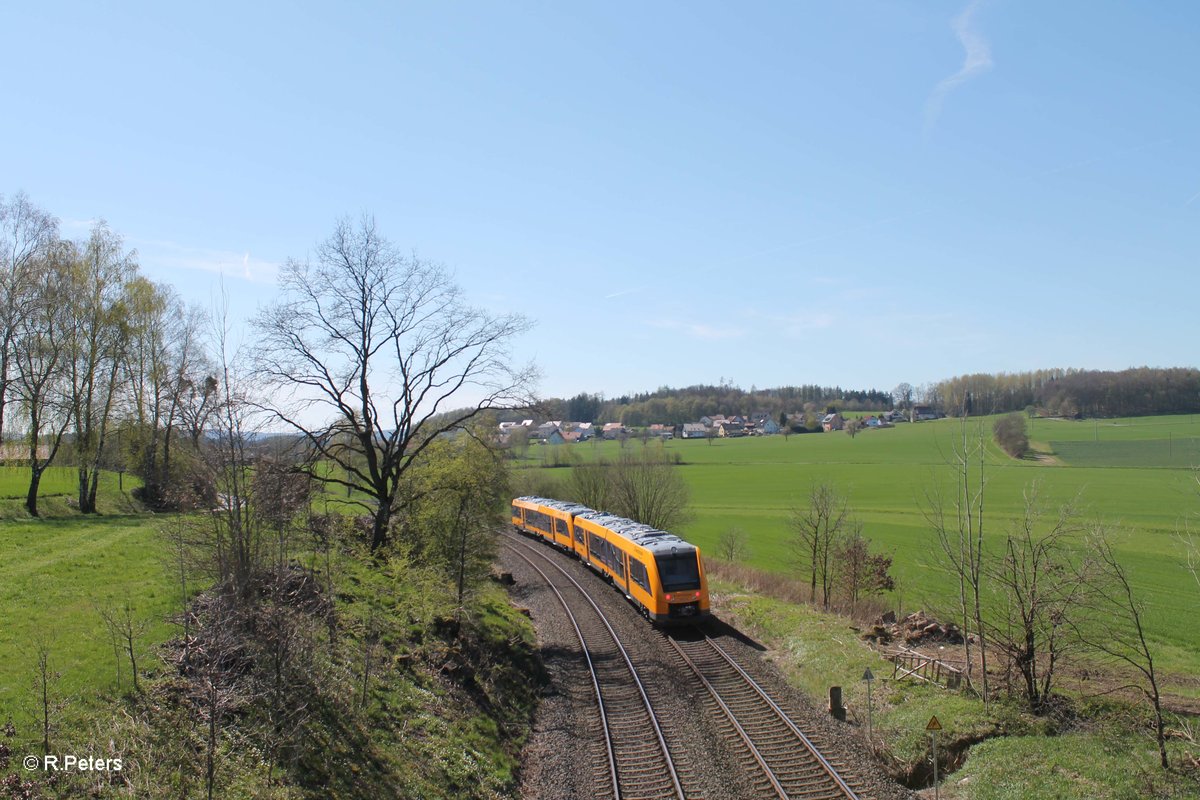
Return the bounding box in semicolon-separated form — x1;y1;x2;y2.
789;483;850;609
252;217;535;551
1182;469;1200;591
0;193;58;446
604;447;691;530
716;526;750;563
98;599;148;694
565;460;611;511
29;637;67;758
984;482;1083;710
1074;528;1169;769
924;419;991;705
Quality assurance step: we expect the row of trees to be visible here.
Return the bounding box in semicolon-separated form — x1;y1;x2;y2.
923;367;1200;418
1;192;215;515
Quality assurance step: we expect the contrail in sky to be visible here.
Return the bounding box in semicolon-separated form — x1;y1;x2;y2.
924;0;992;135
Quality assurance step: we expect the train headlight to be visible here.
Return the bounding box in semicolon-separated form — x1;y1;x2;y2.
665;593;673;601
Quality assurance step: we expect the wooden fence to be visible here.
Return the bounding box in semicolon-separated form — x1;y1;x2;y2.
886;647;963;689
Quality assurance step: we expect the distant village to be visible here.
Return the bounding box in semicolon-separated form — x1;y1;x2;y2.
497;406;945;446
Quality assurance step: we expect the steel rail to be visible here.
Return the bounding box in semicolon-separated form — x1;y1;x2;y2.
668;630;862;800
502;531;686;800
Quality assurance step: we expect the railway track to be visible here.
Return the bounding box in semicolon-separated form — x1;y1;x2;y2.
501;531;689;800
665;630;863;800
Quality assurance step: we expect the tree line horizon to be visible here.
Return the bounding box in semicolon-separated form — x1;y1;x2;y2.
515;366;1200;428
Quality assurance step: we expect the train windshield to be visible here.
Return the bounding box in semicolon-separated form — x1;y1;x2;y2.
656;552;701;592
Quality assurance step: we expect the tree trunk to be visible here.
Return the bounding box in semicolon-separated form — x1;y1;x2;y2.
78;466;96;514
371;505;391;552
26;466;42;517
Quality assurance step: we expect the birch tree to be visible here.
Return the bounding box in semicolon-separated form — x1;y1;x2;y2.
0;193;58;446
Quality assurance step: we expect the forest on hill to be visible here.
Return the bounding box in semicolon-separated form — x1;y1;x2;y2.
928;366;1200;418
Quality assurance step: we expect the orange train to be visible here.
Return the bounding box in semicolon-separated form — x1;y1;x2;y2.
510;495;711;625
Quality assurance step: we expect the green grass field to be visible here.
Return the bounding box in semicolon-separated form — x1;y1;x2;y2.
520;415;1200;685
0;514;177;747
0;467;172;752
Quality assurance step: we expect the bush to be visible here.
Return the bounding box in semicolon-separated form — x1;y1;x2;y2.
994;412;1030;458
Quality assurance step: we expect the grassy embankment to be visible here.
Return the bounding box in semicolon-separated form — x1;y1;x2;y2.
707;567;1199;799
0;467;542;799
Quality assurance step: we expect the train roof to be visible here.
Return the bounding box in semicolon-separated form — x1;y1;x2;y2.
576;510;696;556
513;496;593;516
513;496;697;556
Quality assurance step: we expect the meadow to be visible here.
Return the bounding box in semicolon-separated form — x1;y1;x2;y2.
522;414;1200;685
0;467;175;750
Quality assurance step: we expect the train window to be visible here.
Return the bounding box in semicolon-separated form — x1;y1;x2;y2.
511;503;520;518
630;558;650;592
589;533;602;563
554;518;567;537
613;551;624;580
656;552;701;592
575;524;584;544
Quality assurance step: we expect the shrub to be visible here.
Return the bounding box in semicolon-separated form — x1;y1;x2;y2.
994;412;1030;458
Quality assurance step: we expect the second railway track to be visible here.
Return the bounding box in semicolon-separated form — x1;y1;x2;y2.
665;630;863;800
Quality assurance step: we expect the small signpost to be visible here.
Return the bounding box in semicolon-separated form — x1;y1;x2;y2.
862;668;875;744
927;715;943;800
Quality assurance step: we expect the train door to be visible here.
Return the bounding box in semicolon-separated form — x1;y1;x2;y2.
622;552;631;596
571;518;586;558
553;516;570;549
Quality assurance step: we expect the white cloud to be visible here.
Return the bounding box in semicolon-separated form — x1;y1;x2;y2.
650;319;744;340
132;237;281;284
924;0;993;135
756;311;836;338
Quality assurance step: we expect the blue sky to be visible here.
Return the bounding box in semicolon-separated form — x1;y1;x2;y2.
3;1;1197;404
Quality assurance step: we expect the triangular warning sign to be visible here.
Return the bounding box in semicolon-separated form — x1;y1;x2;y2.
926;715;942;731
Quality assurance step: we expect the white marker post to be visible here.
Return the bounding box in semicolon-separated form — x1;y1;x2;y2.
862;668;875;744
927;715;942;800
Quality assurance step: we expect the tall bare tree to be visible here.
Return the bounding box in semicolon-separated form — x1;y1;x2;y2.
0;193;58;447
253;217;535;551
789;482;850;608
984;482;1083;710
924;418;991;705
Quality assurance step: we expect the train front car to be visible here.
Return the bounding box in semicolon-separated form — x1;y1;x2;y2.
576;510;711;626
644;540;710;625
